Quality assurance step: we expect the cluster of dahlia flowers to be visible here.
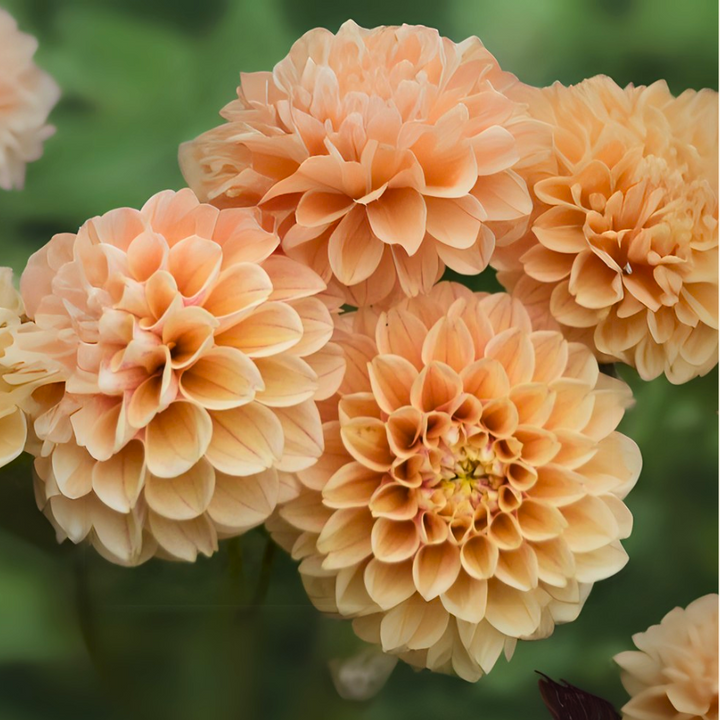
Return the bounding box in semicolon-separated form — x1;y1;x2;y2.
0;17;716;694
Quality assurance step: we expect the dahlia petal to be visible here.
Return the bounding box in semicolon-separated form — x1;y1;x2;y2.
296;421;347;490
207;468;279;531
494;544;539;591
335;564;378;617
515;426;561;466
279;489;333;533
484;328;535;385
202;262;273;325
180;347;264;410
392;242;441;297
364;559;416;610
440;572;488;624
485;579;541;637
341;417;394;472
529;466;585;506
323;462;382;509
561;495;620;552
386;407;424;457
145;458;215;521
90;501;144;564
488;512;523;550
145;401;212;478
318;507;374;570
148;511;218;562
479;293;533;335
471;170;531;220
162;306;218;368
168;235;223;298
516;499;567;541
216;302;303;357
274;401;324;472
376;309;427;369
51;442;94;499
0;408;26;466
421;316;475;373
142;188;218;246
480;398;519;438
91;440;145;513
574;541;628;583
287;297;334;357
461;358;510;400
533;207;588;253
368;355;418;413
371;518;420;563
521;245;574;283
681;282;718;329
472;126;519;176
413;542;462;600
126;231;168;282
569;251;624;309
410;361;463;413
380;596;449;652
47;494;92;543
425;197;483;250
534;537;575;587
262;255;327;302
328;208;385;285
530;332;569;384
434;233;493;275
296;190;354;227
369;483;418;521
254;355;318;407
461;535;499;580
206;402;283;476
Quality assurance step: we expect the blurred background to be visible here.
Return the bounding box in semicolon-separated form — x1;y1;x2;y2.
0;0;716;718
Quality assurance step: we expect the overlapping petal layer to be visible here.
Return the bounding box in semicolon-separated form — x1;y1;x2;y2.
494;76;718;383
615;594;718;720
7;189;343;565
180;21;548;304
0;9;59;190
275;282;641;681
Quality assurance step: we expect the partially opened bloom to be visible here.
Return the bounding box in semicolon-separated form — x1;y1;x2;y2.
277;282;641;681
7;189;343;565
494;76;718;383
615;594;718;720
0;9;59;190
180;21;548;305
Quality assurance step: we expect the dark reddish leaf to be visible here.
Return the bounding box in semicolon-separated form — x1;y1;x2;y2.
537;672;621;720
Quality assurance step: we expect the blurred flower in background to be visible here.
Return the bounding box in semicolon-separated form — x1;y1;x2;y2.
0;8;59;190
615;594;718;720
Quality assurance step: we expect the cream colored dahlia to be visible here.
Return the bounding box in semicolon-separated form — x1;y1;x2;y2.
180;21;549;305
0;9;59;190
6;189;344;565
494;76;718;383
615;594;718;720
276;281;641;681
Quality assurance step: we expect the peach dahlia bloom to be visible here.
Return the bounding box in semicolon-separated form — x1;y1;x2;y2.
275;282;641;681
7;189;343;565
494;76;718;383
0;9;59;190
180;21;548;305
615;594;718;720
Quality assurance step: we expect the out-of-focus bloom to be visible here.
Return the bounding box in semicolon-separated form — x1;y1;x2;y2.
7;189;344;565
180;21;549;305
276;282;641;681
494;76;718;383
0;9;59;190
615;594;718;720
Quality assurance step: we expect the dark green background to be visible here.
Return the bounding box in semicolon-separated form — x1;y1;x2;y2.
0;1;716;718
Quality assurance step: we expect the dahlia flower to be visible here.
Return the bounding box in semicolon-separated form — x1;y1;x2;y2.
494;76;718;383
180;21;548;305
277;282;641;681
7;189;343;565
615;594;718;720
0;9;59;190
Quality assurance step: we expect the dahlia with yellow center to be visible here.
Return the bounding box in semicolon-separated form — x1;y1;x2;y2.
7;188;344;565
0;9;59;190
275;282;641;681
180;21;548;305
615;594;718;720
493;76;718;383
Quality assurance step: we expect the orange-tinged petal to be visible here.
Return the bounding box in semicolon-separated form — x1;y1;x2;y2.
145;458;215;520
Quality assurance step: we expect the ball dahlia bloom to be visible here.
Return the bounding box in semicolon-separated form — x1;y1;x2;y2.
615;594;718;720
180;21;548;305
7;189;344;565
0;9;59;190
276;282;641;681
494;76;718;383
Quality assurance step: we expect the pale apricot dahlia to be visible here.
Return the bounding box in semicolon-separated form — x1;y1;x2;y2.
180;21;548;305
275;282;641;681
616;594;718;720
0;9;59;190
6;189;344;565
494;76;718;383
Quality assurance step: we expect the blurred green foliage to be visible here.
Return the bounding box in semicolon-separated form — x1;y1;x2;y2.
0;1;716;718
